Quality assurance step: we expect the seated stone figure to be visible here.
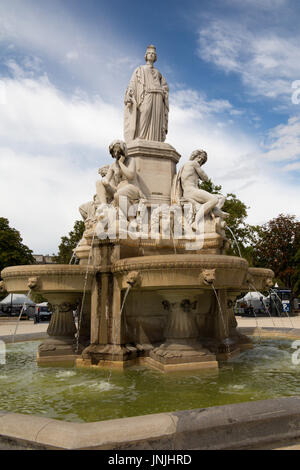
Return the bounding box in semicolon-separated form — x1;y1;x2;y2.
172;149;228;220
79;194;100;229
96;164;116;204
104;139;144;210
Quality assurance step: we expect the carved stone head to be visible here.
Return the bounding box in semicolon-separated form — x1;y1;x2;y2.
125;271;141;288
144;44;157;64
98;165;110;178
109;140;128;160
264;277;274;289
0;281;6;293
27;277;38;289
189;149;207;165
199;269;216;286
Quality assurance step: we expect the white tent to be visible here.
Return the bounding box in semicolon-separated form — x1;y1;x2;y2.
236;291;269;312
241;292;267;302
0;293;35;306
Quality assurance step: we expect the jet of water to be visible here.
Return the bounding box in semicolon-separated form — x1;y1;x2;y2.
107;285;132;384
12;290;32;344
248;282;277;329
247;289;262;343
226;226;242;258
69;240;82;265
211;284;230;355
270;288;295;330
75;230;96;354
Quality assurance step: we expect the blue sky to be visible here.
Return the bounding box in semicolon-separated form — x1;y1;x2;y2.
0;0;300;253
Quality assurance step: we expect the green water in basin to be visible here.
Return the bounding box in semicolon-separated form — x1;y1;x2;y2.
0;339;300;423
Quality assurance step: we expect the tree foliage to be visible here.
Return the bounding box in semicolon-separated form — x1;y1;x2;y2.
0;217;34;276
293;248;300;295
251;214;300;291
53;220;85;264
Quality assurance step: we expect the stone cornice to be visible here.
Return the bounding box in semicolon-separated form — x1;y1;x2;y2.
1;265;97;279
112;254;248;274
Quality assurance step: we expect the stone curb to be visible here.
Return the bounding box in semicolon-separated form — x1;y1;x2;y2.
1;396;300;449
0;332;47;344
239;326;300;338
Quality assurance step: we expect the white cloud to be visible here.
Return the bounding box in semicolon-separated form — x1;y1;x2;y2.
0;0;140;102
263;116;300;162
170;88;236;118
0;75;122;149
283;161;300;172
0;148;95;255
224;0;287;9
168;102;300;228
0;73;123;253
65;51;79;63
198;18;300;100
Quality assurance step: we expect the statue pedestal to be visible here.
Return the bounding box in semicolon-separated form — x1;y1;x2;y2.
127;139;181;205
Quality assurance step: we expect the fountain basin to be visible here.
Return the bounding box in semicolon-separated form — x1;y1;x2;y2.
112;254;249;290
1;334;300;450
102;254;273;371
1;264;96;295
1;265;97;366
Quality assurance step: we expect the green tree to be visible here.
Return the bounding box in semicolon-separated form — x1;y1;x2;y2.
0;217;34;275
293;248;300;295
30;292;48;304
200;180;254;261
252;214;300;291
54;220;85;264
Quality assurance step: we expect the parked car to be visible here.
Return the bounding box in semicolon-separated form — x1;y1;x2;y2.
33;303;52;323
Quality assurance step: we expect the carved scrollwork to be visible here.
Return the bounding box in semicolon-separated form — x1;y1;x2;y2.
51;302;78;313
180;299;197;312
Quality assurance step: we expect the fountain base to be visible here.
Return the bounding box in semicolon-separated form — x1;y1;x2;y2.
147;340;218;372
37;337;79;366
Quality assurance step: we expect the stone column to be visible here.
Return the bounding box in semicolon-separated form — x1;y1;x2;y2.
213;289;240;359
148;289;218;372
37;297;79;365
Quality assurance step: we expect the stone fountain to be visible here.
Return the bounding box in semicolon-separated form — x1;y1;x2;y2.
1;45;274;372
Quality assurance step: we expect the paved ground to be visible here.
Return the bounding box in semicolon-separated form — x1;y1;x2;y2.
236;315;300;329
0;319;48;337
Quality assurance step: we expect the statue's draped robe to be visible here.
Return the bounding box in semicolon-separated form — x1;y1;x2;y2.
124;64;169;142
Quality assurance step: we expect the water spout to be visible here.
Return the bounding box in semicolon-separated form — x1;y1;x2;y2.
247;289;262;343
